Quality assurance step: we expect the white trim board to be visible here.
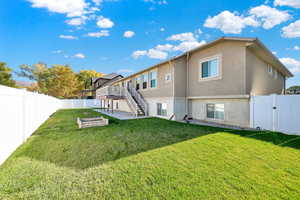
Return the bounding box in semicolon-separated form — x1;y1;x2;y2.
187;95;250;100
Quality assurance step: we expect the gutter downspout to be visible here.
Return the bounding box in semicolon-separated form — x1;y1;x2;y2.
169;60;175;120
186;52;190;117
283;76;286;95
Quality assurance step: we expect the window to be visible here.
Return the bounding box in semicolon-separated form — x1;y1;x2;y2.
201;58;219;79
165;73;172;82
268;64;273;74
206;103;224;120
157;103;167;116
136;77;141;90
150;71;157;88
142;74;148;89
274;70;278;79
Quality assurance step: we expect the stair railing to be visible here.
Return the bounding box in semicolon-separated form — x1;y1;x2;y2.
128;86;148;116
123;87;139;116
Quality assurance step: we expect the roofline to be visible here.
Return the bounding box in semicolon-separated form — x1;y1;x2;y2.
112;36;292;84
251;38;293;77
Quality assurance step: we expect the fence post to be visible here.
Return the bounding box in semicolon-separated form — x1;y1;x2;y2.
250;96;254;128
21;89;27;142
272;94;278;132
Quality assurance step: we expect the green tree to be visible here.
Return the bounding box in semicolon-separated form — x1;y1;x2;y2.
0;62;17;87
77;70;104;90
47;65;81;98
18;63;80;98
18;63;51;94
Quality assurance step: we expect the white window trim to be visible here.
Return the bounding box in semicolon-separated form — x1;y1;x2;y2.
198;54;222;82
205;103;225;122
157;102;168;117
165;73;172;83
149;69;158;89
141;73;148;90
274;69;278;79
267;64;273;75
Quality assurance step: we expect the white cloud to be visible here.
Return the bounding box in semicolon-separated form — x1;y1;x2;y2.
65;17;87;26
117;69;134;74
196;28;203;35
144;0;167;5
280;57;300;74
160;27;165;32
204;11;260;34
173;40;206;52
293;45;300;50
27;0;88;17
167;32;197;42
73;53;85;59
274;0;300;8
249;5;290;29
132;49;167;60
59;35;78;40
92;0;102;6
52;50;63;54
155;44;174;51
124;31;135;38
96;16;114;28
87;30;110;38
272;51;277;55
282;20;300;38
147;49;168;59
132;50;148;59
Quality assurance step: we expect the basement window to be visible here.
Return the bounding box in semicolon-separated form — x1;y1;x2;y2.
206;103;224;120
157;103;167;116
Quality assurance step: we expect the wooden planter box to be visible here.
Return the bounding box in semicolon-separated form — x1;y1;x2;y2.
77;117;109;128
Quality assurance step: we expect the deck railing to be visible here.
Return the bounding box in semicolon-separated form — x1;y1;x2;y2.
96;86;124;97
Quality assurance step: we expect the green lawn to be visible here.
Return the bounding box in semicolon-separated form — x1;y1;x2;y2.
1;109;300;200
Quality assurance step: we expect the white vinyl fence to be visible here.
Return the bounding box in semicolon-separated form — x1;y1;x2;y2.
61;99;101;109
250;94;300;135
0;85;101;165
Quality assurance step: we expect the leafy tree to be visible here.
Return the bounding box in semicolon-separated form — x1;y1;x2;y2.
18;63;80;98
0;62;17;87
47;65;81;98
77;70;104;90
18;63;51;94
17;63;104;98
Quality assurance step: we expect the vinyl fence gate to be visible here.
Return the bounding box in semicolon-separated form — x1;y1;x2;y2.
250;94;300;135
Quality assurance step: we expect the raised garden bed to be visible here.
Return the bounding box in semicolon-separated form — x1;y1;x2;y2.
77;117;109;128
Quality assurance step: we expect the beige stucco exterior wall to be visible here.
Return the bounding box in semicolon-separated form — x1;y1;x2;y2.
246;49;285;95
114;99;132;113
139;62;174;98
191;98;250;127
187;41;247;97
173;56;187;97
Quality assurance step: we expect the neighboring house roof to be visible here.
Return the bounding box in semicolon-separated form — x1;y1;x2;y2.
92;73;123;84
103;73;121;79
112;37;293;85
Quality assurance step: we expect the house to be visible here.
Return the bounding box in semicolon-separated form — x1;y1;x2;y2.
90;73;123;98
95;37;293;127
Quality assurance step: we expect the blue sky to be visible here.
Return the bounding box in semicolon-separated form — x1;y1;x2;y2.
1;0;300;87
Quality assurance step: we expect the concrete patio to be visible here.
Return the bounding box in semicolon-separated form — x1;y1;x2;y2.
94;109;150;120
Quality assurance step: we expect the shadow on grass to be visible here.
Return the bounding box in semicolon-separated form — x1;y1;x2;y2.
13;109;300;170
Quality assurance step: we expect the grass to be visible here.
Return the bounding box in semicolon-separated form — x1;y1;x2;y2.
0;109;300;199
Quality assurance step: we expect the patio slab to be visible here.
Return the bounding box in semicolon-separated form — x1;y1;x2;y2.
94;109;150;120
